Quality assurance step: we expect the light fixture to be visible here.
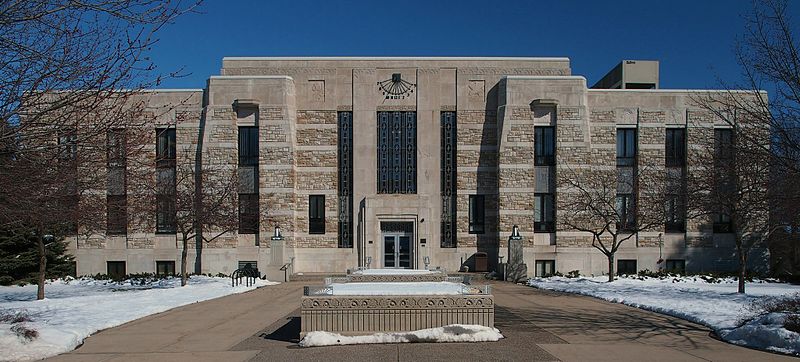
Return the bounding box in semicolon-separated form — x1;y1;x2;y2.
510;225;522;240
271;225;283;241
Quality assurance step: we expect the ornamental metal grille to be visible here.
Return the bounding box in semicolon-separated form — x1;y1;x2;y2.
440;111;457;248
338;112;354;248
377;111;416;194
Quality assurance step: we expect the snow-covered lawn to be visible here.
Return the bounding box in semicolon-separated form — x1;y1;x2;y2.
0;276;278;361
528;275;800;355
299;324;503;347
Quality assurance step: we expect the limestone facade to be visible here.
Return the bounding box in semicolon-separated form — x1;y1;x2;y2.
65;57;767;280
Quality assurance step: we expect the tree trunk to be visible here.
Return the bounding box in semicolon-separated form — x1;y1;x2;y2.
181;235;189;287
738;248;747;294
37;236;46;300
607;254;615;282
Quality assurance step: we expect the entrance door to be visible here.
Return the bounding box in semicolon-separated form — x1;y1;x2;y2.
383;233;413;268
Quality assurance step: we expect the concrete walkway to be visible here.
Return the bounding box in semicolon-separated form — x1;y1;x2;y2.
49;280;796;362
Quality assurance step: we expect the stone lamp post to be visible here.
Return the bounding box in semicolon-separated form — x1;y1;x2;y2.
506;225;528;282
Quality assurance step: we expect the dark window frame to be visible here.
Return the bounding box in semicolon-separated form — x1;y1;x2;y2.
238;126;259;166
377;111;417;194
468;194;485;234
665;259;686;274
338;112;354;248
616;128;637;167
534;193;555;232
156;260;175;276
534;126;556;166
615;193;636;231
238;193;259;234
665;193;686;233
309;195;325;234
440;111;458;248
617;259;638;275
665;128;686;167
106;261;126;279
535;260;556;277
106;195;127;235
156;128;176;168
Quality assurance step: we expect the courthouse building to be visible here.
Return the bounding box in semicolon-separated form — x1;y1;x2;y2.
67;57;762;279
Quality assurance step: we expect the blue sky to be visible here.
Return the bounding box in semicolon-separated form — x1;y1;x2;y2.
148;0;798;90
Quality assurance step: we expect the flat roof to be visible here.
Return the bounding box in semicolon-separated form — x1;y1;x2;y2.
222;56;570;61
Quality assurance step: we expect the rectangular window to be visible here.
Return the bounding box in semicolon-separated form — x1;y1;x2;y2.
665;128;686;167
106;195;127;235
338;112;354;248
617;259;637;275
665;194;686;233
535;260;556;277
156;128;176;167
238;193;259;234
238;261;258;273
107;129;127;168
615;193;635;231
156;128;177;234
713;213;733;233
440;111;457;248
713;129;734;234
377;111;417;194
156;261;175;277
714;128;734;161
534;126;556;166
616;128;637;166
106;261;126;279
469;195;485;234
238;127;259;235
238;127;259;166
58;129;77;161
665;259;686;274
156;194;177;234
534;193;555;232
309;195;325;234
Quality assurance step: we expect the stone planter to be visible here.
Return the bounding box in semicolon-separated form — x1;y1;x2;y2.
300;294;494;337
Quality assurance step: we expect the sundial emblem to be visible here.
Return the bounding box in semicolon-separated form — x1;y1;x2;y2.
377;73;416;99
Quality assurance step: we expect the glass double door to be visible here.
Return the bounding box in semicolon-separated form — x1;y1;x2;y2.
383;233;413;268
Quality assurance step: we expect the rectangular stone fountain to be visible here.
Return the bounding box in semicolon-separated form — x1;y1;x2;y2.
301;269;494;337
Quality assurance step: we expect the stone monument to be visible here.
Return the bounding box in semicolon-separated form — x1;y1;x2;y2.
506;225;528;282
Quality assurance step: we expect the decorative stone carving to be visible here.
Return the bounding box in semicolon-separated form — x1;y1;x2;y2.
309;80;325;103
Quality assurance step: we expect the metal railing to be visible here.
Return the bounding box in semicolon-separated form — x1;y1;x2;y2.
231;267;259;287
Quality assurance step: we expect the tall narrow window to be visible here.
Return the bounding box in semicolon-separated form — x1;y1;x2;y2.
156;128;176;233
665;128;686;167
665;128;686;233
616;128;637;166
713;128;734;234
58;129;77;162
615;193;635;231
107;129;127;235
57;128;78;233
440;111;457;248
534;126;555;166
338;112;354;248
377;111;416;194
534;193;554;232
309;195;325;234
238;127;258;234
469;195;485;234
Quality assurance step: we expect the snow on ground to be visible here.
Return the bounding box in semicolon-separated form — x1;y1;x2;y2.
352;269;439;275
0;276;278;361
299;324;503;347
327;282;468;295
528;275;800;355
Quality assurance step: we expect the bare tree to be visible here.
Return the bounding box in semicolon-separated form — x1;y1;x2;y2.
0;1;199;299
684;111;774;294
558;164;672;282
169;149;238;286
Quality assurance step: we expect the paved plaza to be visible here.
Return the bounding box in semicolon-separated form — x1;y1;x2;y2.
48;280;795;362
